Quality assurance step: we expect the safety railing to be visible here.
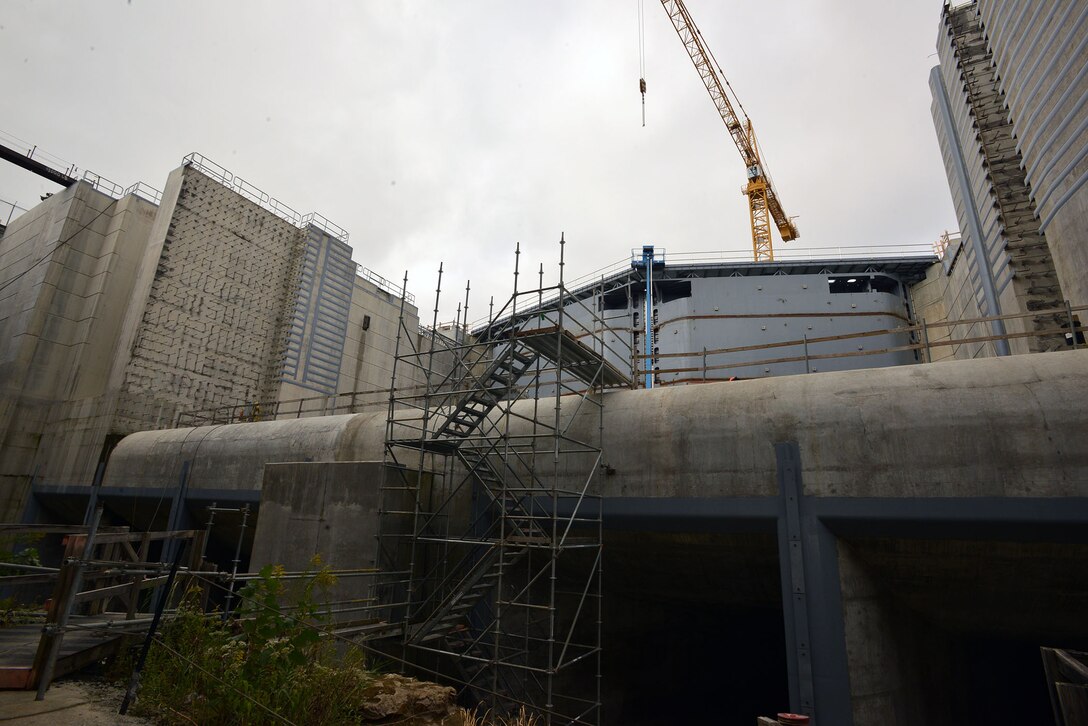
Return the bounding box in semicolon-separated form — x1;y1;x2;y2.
1;129;163;207
182;152;350;244
469;244;939;332
81;170;126;198
0;197;29;227
636;302;1087;382
301;211;350;243
122;181;163;206
174;387;399;427
0;129;80;179
359;266;415;304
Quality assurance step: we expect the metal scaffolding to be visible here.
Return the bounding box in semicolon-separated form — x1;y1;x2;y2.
373;236;631;724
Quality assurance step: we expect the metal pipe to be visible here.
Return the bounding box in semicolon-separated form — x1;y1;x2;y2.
36;506;103;700
222;503;249;619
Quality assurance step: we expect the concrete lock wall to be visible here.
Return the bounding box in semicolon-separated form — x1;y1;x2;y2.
0;182;158;518
250;461;385;610
113;165;309;433
98;349;1088;724
104;348;1088;499
976;0;1088;312
929;3;1073;358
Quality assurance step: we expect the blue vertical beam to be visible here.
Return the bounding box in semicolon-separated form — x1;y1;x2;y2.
776;441;853;725
643;246;654;389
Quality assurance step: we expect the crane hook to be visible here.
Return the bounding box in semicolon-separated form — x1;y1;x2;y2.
640;77;647;126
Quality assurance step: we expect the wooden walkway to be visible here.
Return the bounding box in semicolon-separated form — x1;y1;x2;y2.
0;618;121;690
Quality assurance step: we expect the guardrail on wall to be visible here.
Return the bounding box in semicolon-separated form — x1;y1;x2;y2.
637;303;1087;382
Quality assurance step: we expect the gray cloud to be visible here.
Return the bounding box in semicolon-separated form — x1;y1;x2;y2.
0;0;954;322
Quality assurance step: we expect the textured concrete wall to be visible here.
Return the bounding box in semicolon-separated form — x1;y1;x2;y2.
97;349;1088;724
905;262;958;362
102;412;384;492
278;227;355;399
929;3;1073;359
251;461;384;609
977;0;1088;310
0;183;157;516
114;166;307;432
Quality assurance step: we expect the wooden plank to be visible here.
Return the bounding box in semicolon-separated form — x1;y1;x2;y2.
120;539;140;563
74;576;167;604
127;531;152;620
0;667;32;690
1043;647;1067;726
646;324;1082;376
640;323;920;360
921;303;1087;330
91;529;200;545
1057;683;1088;726
1057;649;1088;682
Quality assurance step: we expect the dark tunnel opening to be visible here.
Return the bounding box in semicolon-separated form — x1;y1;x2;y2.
840;537;1088;725
599;531;788;725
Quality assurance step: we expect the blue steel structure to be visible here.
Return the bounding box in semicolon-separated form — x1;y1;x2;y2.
631;246;666;388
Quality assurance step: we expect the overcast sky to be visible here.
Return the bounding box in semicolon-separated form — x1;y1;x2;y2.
1;1;954;323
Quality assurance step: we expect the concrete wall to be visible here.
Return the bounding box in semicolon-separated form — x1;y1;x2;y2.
94;349;1088;724
114;166;308;433
278;227;356;399
929;4;1068;360
977;0;1088;310
0;182;157;517
905;260;959;362
104;349;1088;500
102;411;385;492
339;275;423;396
251;461;385;610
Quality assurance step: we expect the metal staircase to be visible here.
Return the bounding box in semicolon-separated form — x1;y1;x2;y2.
373;240;631;725
431;344;538;443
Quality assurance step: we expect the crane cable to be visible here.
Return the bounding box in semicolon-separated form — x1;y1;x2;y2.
638;0;647;126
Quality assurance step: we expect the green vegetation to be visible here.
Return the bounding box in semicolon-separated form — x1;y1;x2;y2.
130;559;380;725
0;533;43;626
126;557;547;725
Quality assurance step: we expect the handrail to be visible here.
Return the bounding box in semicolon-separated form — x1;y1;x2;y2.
301;212;350;243
639;303;1086;377
470;245;939;332
182;152;350;245
122;181;163;205
358;266;414;304
82;170;125;198
178;153;423;302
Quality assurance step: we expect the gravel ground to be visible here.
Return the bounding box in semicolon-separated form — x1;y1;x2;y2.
0;677;155;725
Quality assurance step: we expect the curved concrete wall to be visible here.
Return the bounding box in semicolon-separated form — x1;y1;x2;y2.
104;411;385;491
104;350;1088;498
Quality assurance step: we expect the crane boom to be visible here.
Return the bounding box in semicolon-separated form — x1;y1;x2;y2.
659;0;799;261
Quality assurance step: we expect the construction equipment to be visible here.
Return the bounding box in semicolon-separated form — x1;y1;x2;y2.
655;0;799;261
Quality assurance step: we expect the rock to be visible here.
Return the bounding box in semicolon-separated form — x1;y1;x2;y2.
358;673;464;725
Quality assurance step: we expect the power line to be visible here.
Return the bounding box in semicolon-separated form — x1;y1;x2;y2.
0;194;120;296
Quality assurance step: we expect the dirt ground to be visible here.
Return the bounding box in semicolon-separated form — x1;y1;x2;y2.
0;678;154;725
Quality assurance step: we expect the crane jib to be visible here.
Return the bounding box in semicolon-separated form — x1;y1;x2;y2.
658;0;798;259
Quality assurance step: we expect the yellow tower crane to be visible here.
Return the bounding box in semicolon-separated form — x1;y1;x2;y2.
651;0;799;261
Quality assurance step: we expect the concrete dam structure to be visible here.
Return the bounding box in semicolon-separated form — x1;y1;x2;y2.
64;348;1088;725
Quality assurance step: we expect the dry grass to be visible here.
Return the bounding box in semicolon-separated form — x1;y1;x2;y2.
461;706;542;726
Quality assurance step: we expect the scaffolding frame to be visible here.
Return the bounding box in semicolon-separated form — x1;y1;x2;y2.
373;237;631;725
